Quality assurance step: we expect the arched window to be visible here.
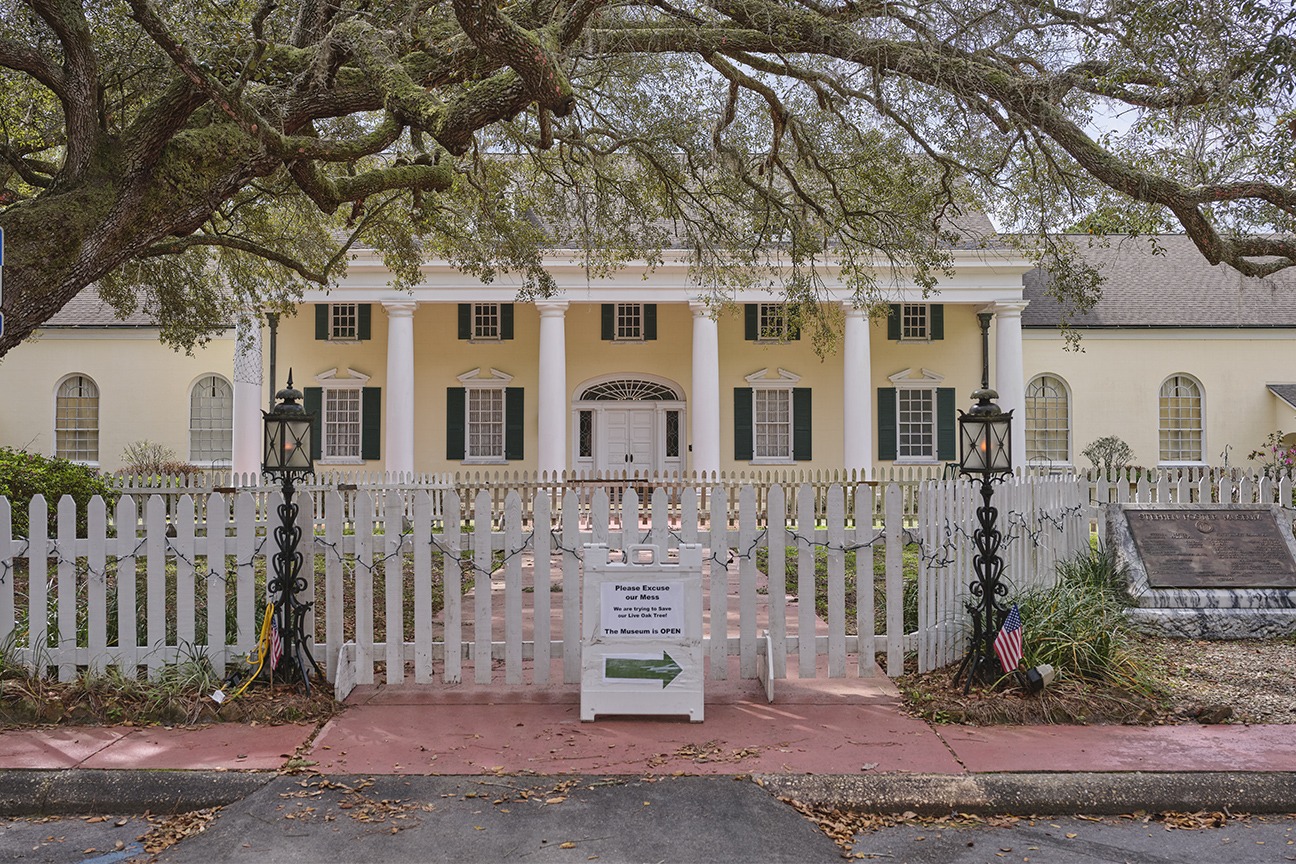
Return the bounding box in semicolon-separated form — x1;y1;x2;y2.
55;375;99;462
580;379;680;401
1025;375;1070;464
1159;375;1203;462
190;375;233;463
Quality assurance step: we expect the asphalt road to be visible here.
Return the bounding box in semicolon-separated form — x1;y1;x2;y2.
159;774;838;863
846;813;1296;863
3;776;1295;864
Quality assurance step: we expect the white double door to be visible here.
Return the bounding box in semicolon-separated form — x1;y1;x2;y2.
602;407;657;475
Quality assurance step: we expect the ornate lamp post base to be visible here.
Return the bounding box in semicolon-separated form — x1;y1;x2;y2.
952;478;1010;693
261;369;324;694
269;473;324;693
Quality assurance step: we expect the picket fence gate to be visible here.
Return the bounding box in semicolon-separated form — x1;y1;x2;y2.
0;476;1088;698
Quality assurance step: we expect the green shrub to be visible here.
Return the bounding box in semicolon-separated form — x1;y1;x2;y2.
0;448;118;537
1014;546;1152;692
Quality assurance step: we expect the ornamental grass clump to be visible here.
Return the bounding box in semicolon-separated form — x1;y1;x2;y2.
1015;546;1154;694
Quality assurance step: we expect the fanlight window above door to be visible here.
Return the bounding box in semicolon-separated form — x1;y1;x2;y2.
581;379;680;401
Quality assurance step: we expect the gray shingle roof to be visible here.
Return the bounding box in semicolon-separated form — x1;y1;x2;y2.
940;208;1003;250
1268;385;1296;410
1022;235;1296;328
44;289;158;327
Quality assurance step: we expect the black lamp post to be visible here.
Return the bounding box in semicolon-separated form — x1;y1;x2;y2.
953;314;1014;692
262;370;323;692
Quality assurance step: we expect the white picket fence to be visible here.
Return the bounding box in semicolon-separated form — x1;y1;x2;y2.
0;476;1088;694
1087;468;1296;545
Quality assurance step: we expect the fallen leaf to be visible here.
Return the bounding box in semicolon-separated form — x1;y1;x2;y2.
560;841;576;849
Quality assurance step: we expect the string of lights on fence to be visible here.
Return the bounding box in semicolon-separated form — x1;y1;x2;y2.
0;499;1091;615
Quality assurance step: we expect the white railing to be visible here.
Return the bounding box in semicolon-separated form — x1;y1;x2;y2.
0;475;1090;692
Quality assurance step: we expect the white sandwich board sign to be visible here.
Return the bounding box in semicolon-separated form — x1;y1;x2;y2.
581;543;704;722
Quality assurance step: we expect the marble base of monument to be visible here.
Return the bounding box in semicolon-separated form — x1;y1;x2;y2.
1109;503;1296;639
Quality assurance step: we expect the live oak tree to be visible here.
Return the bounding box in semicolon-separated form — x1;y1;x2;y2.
1;0;1293;358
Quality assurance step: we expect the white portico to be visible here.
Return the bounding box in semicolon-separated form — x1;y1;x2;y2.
230;248;1034;477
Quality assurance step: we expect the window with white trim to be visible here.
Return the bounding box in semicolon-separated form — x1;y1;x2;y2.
757;304;790;341
55;375;99;463
1159;374;1203;462
472;303;501;340
468;387;505;460
742;368;803;463
329;303;359;340
897;387;935;459
754;388;791;459
1025;374;1070;464
615;303;643;341
190;375;233;463
900;304;930;341
323;387;362;460
450;368;516;463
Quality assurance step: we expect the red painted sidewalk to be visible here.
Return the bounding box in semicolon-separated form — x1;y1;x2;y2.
4;660;1294;778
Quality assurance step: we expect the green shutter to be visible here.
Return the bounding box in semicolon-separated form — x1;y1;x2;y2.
505;387;524;461
458;304;471;340
446;388;465;460
792;387;812;461
500;303;514;340
315;305;329;340
877;388;897;461
303;387;323;461
601;304;614;340
745;304;759;341
930;304;944;340
937;387;957;461
887;305;901;340
644;304;657;340
361;387;381;460
733;388;753;461
357;304;372;340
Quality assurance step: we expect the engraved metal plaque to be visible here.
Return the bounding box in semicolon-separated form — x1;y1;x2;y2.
1125;508;1296;589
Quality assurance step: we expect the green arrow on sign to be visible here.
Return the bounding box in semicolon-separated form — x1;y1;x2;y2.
605;653;684;687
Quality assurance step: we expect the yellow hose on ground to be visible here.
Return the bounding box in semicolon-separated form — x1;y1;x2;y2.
226;603;275;701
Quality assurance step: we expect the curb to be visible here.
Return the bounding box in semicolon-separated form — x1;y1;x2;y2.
0;769;276;816
754;772;1296;816
8;769;1295;818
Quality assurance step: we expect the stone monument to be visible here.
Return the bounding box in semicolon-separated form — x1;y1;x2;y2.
1108;503;1296;638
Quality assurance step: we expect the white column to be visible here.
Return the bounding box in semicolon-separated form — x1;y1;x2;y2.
383;301;417;479
992;302;1029;471
842;305;874;478
231;316;263;481
536;301;569;478
690;302;721;478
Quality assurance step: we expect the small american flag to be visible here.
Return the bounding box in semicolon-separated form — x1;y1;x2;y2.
993;604;1024;672
268;608;284;671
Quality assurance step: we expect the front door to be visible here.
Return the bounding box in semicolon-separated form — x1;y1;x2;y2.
604;408;656;475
